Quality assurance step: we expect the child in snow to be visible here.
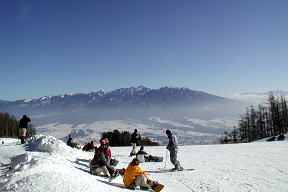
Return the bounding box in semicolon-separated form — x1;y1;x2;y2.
123;158;159;190
166;129;183;171
90;138;118;179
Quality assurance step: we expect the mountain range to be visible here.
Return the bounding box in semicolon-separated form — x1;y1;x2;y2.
0;86;231;110
0;86;247;145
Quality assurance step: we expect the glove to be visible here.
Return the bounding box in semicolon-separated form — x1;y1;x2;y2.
147;179;153;186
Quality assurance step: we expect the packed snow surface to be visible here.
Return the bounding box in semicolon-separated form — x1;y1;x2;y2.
1;135;288;192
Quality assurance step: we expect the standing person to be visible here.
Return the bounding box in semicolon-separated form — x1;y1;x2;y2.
19;115;31;144
166;129;183;171
123;158;159;190
130;129;141;156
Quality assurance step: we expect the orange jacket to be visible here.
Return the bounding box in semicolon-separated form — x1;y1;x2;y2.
123;163;148;187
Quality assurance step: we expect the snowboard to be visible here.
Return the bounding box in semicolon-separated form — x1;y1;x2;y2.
153;183;164;192
146;168;195;173
108;172;120;182
158;168;194;172
108;168;125;182
124;183;164;192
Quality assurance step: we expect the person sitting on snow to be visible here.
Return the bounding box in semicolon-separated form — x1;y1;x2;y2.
136;146;149;162
82;141;94;152
123;158;159;190
90;138;118;179
66;135;81;149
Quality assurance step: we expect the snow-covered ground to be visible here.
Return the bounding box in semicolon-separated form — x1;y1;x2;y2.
1;135;288;192
35;116;238;145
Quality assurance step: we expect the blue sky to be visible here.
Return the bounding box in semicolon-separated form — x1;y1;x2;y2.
1;0;288;101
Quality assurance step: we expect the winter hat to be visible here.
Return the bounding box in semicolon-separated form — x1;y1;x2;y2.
166;129;172;135
131;158;140;166
140;146;144;150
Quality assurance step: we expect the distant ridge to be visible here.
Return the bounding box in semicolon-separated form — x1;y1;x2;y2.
228;90;288;103
0;86;231;110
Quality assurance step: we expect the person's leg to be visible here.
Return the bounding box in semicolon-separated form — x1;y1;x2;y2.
19;128;26;144
104;164;119;178
22;128;26;143
170;149;181;169
130;143;136;155
92;166;108;176
134;174;148;188
20;136;24;144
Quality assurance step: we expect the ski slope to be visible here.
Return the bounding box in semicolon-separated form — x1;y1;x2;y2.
1;135;288;192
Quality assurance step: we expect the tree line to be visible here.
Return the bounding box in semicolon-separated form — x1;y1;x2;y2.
0;112;36;138
102;129;159;146
220;94;288;143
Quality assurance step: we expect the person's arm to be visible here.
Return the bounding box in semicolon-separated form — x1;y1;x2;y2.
135;166;148;176
105;149;111;157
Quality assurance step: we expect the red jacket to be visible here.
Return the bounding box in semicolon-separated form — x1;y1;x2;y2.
94;146;111;158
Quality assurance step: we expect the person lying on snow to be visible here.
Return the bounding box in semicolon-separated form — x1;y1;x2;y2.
136;146;161;162
123;158;159;190
90;138;118;179
66;135;81;149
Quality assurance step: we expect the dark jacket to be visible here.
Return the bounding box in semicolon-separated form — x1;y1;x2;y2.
166;134;178;151
67;138;78;148
130;132;141;144
19;116;31;128
136;149;148;155
82;143;94;151
91;146;111;166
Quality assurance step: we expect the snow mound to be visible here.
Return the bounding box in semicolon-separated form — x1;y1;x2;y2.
27;135;79;158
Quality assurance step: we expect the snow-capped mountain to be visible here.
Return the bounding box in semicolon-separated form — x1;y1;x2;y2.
0;86;232;110
0;86;245;145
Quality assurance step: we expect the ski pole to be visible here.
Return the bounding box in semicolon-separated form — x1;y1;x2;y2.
164;149;168;169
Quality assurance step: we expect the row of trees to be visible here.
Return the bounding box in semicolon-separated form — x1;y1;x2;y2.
102;129;159;146
0;112;36;138
220;94;288;143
